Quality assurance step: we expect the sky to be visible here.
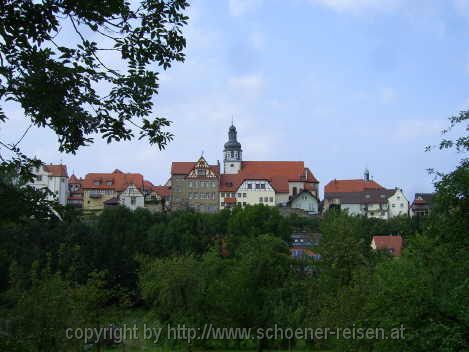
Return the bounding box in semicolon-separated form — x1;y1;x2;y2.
2;0;469;199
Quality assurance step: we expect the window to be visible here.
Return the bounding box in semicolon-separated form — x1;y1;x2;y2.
237;202;241;206
392;204;396;208
94;180;100;186
400;203;404;208
237;193;242;197
189;192;193;200
292;187;297;195
264;197;268;202
243;202;246;206
259;197;263;203
247;184;252;189
397;196;401;200
255;184;261;189
188;181;192;188
221;192;225;197
131;196;136;205
260;183;266;189
36;175;42;181
197;168;206;176
269;197;273;202
231;193;236;197
221;202;225;206
243;193;247;198
106;181;112;186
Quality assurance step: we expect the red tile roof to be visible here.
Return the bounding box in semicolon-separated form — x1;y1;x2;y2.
69;174;81;184
153;186;171;198
143;180;154;190
372;235;403;257
44;164;68;177
171;162;220;176
219;161;318;193
82;170;144;192
325;179;384;193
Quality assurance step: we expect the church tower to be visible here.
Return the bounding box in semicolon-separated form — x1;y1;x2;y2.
223;124;242;174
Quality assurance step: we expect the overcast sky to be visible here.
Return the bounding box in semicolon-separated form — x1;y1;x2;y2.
2;0;469;199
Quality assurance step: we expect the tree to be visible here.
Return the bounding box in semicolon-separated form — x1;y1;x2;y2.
0;0;189;154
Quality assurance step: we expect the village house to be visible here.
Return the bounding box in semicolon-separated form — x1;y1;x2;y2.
29;164;69;205
410;193;435;217
371;235;404;257
323;169;409;219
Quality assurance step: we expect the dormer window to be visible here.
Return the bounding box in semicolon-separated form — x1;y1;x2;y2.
106;181;112;186
94;180;101;186
197;169;205;176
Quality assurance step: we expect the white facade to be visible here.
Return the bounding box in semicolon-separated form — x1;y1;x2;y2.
223;159;242;174
119;184;145;210
289;192;319;214
30;166;68;205
388;189;409;217
220;180;275;208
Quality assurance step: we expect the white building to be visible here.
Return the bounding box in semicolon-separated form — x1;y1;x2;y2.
119;183;145;211
219;124;319;210
324;171;409;219
30;164;69;205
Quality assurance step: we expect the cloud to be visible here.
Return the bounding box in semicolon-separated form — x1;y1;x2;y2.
229;0;263;16
229;74;264;97
309;0;403;14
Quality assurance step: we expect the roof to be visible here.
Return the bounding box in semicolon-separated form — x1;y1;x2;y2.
153;186;171;198
413;193;435;204
69;174;81;184
103;197;120;206
325;189;396;205
220;161;319;193
81;170;144;192
171;161;220;176
288;189;318;205
325;179;384;193
372;235;403;256
44;164;68;177
224;197;237;204
143;180;154;190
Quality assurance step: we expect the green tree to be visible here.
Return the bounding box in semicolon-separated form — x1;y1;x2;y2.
0;0;189;153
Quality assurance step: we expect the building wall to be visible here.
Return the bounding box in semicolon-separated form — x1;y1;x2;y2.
388;189;409;217
119;184;145;211
276;192;290;205
290;193;319;214
83;189;116;210
29;167;68;205
171;175;219;212
224;160;242;174
341;203;362;216
220;180;275;208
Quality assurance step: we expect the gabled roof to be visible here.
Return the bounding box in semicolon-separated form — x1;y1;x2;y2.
44;164;68;177
288;189;318;205
82;169;144;192
413;193;435;204
325;179;384;193
171;160;220;176
372;235;403;256
220;161;319;193
69;174;80;183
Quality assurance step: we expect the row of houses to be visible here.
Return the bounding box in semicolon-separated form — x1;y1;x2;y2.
28;124;435;217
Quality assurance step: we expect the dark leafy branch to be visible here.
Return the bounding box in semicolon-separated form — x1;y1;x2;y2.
0;0;189;154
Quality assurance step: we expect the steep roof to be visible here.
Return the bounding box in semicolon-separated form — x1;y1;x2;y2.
220;161;319;193
413;193;435;205
372;235;403;256
171;161;220;176
82;170;144;192
69;174;80;183
44;164;68;177
325;179;384;193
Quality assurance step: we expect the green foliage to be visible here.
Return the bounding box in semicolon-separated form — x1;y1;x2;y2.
0;0;189;153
